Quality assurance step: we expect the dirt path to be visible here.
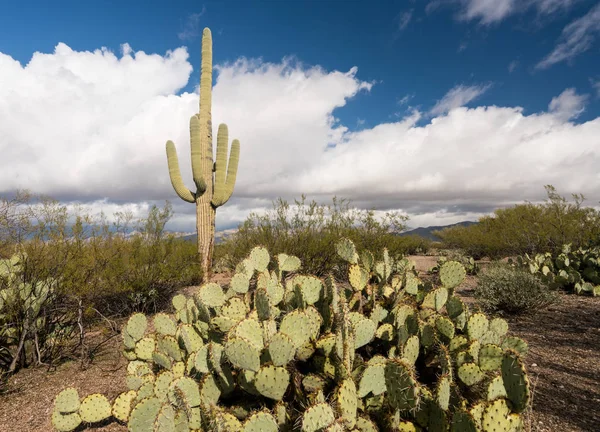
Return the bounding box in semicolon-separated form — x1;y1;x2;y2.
1;263;599;432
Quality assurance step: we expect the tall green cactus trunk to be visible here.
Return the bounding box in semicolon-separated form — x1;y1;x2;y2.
165;27;240;283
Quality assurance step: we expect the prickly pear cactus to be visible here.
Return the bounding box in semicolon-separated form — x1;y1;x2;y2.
513;243;600;297
51;241;530;431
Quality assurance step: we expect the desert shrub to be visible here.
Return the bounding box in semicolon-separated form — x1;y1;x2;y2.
475;262;557;314
216;195;430;278
0;191;201;374
435;185;600;259
51;241;531;431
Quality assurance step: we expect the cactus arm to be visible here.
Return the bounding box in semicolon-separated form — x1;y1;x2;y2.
189;115;207;194
165;140;196;203
223;138;240;201
192;27;213;192
213;124;229;205
212;124;240;207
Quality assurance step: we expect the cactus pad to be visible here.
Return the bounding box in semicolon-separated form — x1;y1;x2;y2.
225;337;261;371
126;313;147;341
197;282;225;307
249;246;270;272
384;359;419;410
153;313;177;336
233;318;264;350
501;351;530;413
440;260;466;289
79;394;112;423
231;272;251;294
336;378;358;427
353;317;377;349
301;403;335;432
51;411;82;432
129;396;162;431
171;294;186;311
54;388;80;414
478;344;504;371
277;253;301;272
458;362;485;386
280;310;311;348
268;332;296;366
254;365;290;401
336;238;359;264
357;357;387;398
242;410;278;432
134;337;156;361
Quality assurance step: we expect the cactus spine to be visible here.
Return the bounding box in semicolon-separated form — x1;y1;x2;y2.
165;27;240;282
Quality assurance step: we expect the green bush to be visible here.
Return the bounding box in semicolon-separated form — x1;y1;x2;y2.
51;241;531;432
0;191;201;375
215;195;431;279
475;263;558;314
435;185;600;259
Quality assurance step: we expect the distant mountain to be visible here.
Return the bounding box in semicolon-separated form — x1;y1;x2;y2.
399;221;478;241
180;228;238;245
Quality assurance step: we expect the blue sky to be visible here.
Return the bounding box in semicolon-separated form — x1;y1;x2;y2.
1;0;599;231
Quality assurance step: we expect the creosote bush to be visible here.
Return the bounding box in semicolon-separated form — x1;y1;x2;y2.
475;263;557;314
52;240;530;431
215;196;431;279
0;191;201;379
435;185;600;259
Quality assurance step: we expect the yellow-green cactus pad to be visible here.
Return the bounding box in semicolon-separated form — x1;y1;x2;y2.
336;238;359;264
335;378;358;428
384;359;419;411
277;253;301;273
249;246;270;272
242;410;278;432
51;411;82;432
501;351;530;413
233;318;264;350
439;261;466;290
129;396;162;431
487;376;507;402
301;403;335;432
458;362;485;386
197;282;225;308
154;404;175;432
154;371;174;403
267;332;296;367
479;344;504;372
54;387;80;414
254;365;290;401
79;393;112;423
154;313;177;336
225;337;261;371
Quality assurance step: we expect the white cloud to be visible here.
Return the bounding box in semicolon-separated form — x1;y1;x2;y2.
178;8;207;41
536;3;600;69
429;84;491;116
428;0;579;25
397;9;414;30
548;88;588;121
508;60;519;73
593;79;600;96
1;43;600;232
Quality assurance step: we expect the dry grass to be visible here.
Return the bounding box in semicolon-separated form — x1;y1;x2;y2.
0;258;598;432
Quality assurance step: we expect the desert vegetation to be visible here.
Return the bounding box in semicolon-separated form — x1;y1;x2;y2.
0;25;598;432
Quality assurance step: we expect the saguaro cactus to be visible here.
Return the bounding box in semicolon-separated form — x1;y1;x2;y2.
165;27;240;282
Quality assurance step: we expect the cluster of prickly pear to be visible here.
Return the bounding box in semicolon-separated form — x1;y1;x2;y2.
52;389;113;431
513;243;600;296
51;240;530;431
0;252;66;374
430;255;479;276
